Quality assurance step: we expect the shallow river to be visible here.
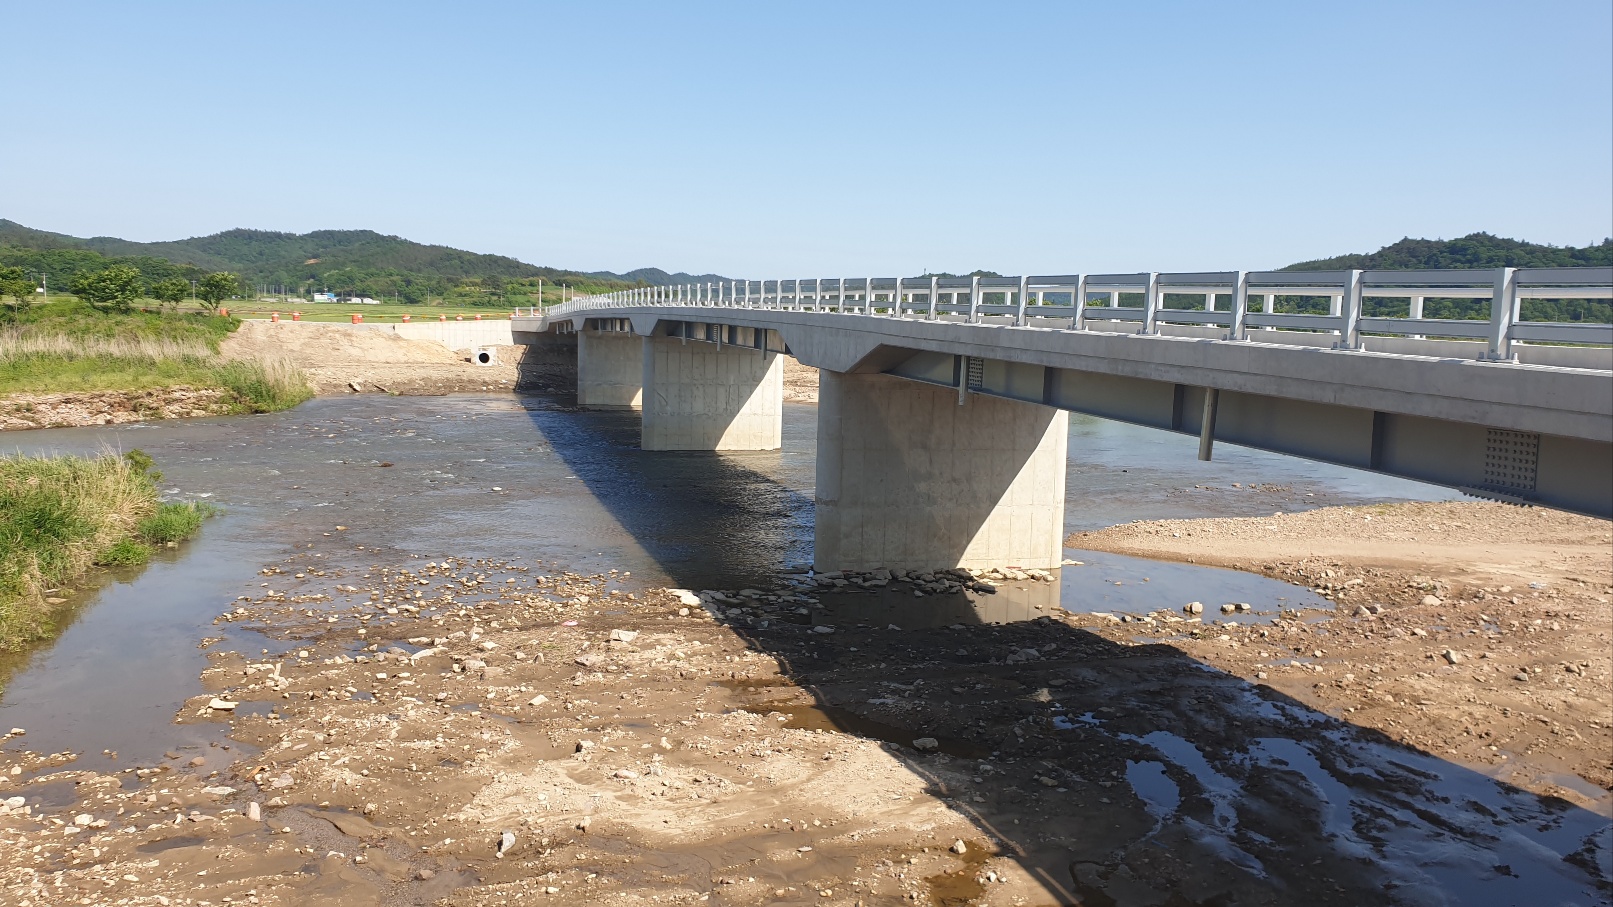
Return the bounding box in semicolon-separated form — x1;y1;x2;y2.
0;394;1452;765
12;395;1603;905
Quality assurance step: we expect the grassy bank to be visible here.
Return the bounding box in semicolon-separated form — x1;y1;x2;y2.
0;451;213;654
0;300;311;413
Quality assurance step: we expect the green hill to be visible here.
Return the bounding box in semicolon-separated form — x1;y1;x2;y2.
0;220;730;306
1284;233;1611;271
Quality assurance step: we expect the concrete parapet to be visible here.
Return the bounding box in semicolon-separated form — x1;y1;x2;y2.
578;331;643;409
641;336;783;450
814;371;1067;572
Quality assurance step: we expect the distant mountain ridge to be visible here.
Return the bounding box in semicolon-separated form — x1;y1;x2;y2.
3;221;1605;299
0;219;729;290
1284;233;1611;271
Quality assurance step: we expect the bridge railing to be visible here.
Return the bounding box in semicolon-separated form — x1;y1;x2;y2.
543;266;1612;362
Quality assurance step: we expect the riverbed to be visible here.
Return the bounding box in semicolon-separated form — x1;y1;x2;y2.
9;394;1604;907
0;394;1450;764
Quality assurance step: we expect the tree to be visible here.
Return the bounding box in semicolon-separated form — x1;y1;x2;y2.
151;277;190;311
196;272;241;313
71;264;142;312
0;266;32;317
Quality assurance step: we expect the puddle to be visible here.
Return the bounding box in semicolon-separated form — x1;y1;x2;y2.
19;777;81;810
1060;549;1327;620
1124;760;1181;820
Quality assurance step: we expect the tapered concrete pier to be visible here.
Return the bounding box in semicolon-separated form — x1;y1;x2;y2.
814;371;1068;572
641;335;784;451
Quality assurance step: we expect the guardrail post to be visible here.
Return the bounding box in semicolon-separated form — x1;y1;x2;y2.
928;275;939;320
1070;275;1087;330
1142;272;1160;334
1488;267;1519;360
968;275;981;324
894;277;905;318
814;277;822;312
1015;275;1028;326
837;277;846;312
864;277;874;316
1229;270;1249;340
1338;269;1363;349
795;278;803;311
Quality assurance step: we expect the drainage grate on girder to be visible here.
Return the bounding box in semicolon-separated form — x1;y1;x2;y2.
1482;429;1539;495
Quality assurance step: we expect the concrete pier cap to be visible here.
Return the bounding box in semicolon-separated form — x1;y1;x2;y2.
814;370;1068;573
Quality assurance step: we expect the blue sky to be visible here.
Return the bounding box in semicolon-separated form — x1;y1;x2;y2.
4;2;1609;276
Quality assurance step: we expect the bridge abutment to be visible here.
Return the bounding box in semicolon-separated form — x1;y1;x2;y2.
641;336;784;451
814;371;1067;572
577;330;643;409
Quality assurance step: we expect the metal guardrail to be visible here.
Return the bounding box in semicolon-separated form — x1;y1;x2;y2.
536;267;1613;362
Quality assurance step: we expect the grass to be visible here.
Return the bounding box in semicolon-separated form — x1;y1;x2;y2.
0;450;214;654
0;300;312;413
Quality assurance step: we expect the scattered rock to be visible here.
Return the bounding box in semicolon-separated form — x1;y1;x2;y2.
1184;602;1204;615
1421;595;1442;607
911;737;939;752
1443;649;1464;665
951;839;968;854
609;629;639;644
496;829;516;858
207;698;238;711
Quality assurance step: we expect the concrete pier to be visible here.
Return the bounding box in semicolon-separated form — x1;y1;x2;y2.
641;336;784;450
814;371;1068;572
577;330;643;409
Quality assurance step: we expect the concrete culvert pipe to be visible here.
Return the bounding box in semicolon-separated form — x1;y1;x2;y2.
474;347;496;366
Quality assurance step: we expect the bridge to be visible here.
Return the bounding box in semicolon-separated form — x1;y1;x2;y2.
510;266;1613;573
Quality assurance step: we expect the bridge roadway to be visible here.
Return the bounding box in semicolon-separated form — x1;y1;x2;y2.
510;267;1613;573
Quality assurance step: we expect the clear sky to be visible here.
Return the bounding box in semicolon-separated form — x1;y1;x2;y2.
4;1;1610;277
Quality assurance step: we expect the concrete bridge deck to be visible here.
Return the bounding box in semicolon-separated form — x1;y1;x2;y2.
509;266;1613;571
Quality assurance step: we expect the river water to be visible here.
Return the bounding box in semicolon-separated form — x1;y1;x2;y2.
0;394;1454;765
7;394;1610;904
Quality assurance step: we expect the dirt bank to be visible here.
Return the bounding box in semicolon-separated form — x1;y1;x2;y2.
783;358;820;404
222;322;522;397
1069;501;1613;798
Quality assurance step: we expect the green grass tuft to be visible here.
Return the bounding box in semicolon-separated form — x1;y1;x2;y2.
96;537;152;567
0;451;217;652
